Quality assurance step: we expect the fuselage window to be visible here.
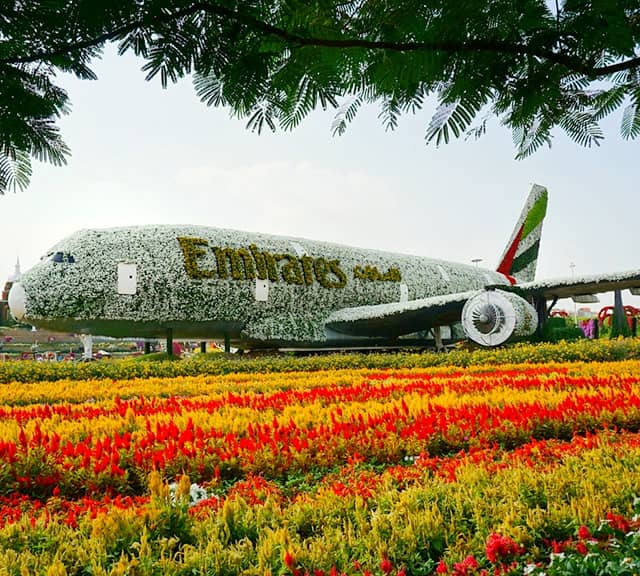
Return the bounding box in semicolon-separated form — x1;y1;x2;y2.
49;252;76;263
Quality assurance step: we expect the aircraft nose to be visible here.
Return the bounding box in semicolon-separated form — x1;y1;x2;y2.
8;281;26;322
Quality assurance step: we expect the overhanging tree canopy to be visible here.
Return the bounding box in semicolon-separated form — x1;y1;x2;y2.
2;0;640;194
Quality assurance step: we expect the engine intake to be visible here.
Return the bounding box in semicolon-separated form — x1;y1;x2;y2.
461;289;538;346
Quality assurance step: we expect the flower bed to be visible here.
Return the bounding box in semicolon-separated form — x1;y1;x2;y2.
2;360;640;573
2;337;640;383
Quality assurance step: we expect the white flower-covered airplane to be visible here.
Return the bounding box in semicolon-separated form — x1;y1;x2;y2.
8;184;640;350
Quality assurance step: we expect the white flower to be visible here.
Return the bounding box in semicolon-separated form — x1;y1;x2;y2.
189;483;208;505
168;481;209;507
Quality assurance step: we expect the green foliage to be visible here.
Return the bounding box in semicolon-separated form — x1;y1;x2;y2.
610;314;633;339
542;316;584;343
4;338;640;384
527;502;640;576
3;1;640;192
131;351;183;362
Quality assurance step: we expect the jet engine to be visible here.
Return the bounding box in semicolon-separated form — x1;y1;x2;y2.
461;289;538;346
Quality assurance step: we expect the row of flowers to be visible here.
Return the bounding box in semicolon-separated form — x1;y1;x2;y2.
3;337;640;383
3;428;637;529
0;362;640;499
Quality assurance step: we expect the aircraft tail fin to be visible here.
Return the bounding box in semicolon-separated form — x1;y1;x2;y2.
496;184;548;283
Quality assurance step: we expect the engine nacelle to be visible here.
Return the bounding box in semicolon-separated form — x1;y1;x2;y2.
461;289;538;346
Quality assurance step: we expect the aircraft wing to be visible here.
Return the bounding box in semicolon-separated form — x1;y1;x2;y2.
326;269;640;338
324;290;477;337
513;269;640;300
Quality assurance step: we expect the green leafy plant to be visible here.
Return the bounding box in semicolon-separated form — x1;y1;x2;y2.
4;1;640;192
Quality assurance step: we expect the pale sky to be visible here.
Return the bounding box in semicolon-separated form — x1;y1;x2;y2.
3;46;639;310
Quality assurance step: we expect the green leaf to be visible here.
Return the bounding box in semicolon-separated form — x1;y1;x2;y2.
593;86;627;121
193;73;228;107
0;148;32;194
426;88;491;145
559;111;604;148
513;118;553;159
331;96;363;136
621;100;640;140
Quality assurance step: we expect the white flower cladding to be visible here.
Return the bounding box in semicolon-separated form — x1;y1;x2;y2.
8;216;534;348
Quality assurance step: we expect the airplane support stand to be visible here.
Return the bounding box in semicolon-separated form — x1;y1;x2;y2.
535;297;547;338
535;296;557;338
433;326;444;352
79;334;93;361
224;333;231;353
612;289;629;336
166;328;173;357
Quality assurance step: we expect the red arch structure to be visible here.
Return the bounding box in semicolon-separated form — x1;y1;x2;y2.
550;310;569;318
597;305;640;327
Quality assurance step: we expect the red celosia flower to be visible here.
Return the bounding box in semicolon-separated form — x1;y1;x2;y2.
380;557;393;574
550;539;568;554
452;556;478;576
577;525;591;540
485;533;523;564
606;512;630;533
284;550;295;570
65;509;77;528
435;560;449;574
576;542;588;555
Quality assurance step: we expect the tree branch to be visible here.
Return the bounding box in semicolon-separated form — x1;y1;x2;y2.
0;5;204;65
592;56;640;75
1;1;637;78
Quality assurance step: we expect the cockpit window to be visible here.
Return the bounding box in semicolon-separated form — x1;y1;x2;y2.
49;252;75;263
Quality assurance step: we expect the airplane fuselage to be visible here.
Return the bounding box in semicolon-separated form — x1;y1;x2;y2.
12;225;511;346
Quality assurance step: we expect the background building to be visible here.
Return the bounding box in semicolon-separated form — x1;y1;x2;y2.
0;260;21;325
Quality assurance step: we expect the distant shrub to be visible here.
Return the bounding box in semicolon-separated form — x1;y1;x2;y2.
542;317;584;343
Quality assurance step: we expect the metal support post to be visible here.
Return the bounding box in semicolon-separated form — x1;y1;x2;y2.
166;328;174;356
